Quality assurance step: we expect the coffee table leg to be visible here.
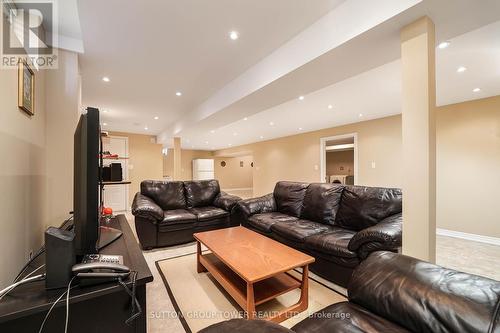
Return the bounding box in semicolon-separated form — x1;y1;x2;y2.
196;241;207;273
268;264;309;323
246;282;256;320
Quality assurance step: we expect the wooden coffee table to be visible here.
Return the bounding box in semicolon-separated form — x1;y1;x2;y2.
194;226;315;322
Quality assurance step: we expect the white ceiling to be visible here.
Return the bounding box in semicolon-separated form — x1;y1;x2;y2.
77;0;345;134
75;0;500;150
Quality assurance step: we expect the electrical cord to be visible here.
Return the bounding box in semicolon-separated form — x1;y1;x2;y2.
0;274;46;301
64;276;76;333
118;271;141;325
38;282;78;333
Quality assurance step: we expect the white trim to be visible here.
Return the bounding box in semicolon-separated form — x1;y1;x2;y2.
320;133;358;184
222;187;253;191
436;228;500;246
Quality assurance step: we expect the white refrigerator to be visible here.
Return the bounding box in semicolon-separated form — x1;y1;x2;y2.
192;159;215;180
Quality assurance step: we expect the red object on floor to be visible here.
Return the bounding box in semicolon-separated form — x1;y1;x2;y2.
103;207;113;215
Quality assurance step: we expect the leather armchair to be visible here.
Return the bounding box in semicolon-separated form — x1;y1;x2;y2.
200;251;500;333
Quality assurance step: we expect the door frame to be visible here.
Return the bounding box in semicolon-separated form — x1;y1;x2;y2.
319;133;358;184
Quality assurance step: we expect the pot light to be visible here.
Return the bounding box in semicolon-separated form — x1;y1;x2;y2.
102;77;110;82
359;113;363;118
243;117;248;121
269;121;274;126
473;88;481;92
210;130;215;134
298;96;305;101
102;122;108;126
260;135;264;139
205;141;209;144
228;143;232;146
144;126;148;130
233;132;238;136
175;91;182;96
102;109;108;113
457;66;467;73
154;116;159;120
438;41;451;49
328;104;333;109
298;127;303;131
229;31;239;40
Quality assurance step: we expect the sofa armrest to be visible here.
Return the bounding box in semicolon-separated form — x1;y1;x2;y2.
131;193;164;223
235;193;276;218
348;213;402;253
213;191;242;211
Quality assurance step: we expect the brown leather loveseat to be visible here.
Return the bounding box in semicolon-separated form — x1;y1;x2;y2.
132;179;241;249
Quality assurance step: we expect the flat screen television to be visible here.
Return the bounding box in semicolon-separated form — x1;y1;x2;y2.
73;107;100;255
73;107;122;256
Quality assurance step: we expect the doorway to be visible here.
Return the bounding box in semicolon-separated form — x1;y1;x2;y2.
320;133;358;185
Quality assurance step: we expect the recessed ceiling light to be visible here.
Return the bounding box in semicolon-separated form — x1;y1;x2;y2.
298;127;303;131
260;135;264;139
233;132;238;136
175;91;182;96
102;122;108;126
210;130;215;134
144;126;148;130
229;31;239;40
328;105;333;109
228;143;232;146
457;66;467;73
359;113;363;118
102;109;108;113
205;141;209;144
269;121;274;126
473;88;481;92
298;96;305;101
154;116;159;120
243;117;248;121
438;41;451;49
102;77;110;82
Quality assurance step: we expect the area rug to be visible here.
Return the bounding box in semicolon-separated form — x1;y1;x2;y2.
156;252;346;332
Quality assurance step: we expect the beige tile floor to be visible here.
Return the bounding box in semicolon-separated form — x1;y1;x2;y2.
124;207;500;333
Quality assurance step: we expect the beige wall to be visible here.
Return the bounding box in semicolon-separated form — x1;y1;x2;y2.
214;155;253;189
163;149;213;181
0;47;81;286
0;59;48;287
215;115;403;196
109;132;163;205
326;150;354;176
436;96;500;238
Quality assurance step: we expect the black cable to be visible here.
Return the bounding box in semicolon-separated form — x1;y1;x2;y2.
118;271;141;325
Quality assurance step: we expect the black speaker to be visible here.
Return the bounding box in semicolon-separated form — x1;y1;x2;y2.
110;163;122;181
45;227;76;289
102;166;111;182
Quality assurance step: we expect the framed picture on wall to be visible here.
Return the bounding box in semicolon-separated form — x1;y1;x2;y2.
18;60;35;116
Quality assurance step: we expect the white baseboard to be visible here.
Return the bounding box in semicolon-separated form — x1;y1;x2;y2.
436;228;500;246
223;187;253;191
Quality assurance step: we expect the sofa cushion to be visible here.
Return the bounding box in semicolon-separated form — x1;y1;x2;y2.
189;206;229;221
301;183;344;225
184;180;220;207
305;227;357;258
160;209;197;225
140;180;186;210
292;302;410;333
247;212;298;233
335;186;402;231
270;220;329;243
273;181;309;217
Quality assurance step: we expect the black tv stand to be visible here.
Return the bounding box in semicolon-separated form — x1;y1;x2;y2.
98;226;123;250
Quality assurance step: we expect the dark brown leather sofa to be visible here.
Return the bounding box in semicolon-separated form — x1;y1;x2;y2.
131;179;241;249
200;251;500;333
234;181;402;287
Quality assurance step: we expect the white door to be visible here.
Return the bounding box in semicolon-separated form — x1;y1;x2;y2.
102;135;129;212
